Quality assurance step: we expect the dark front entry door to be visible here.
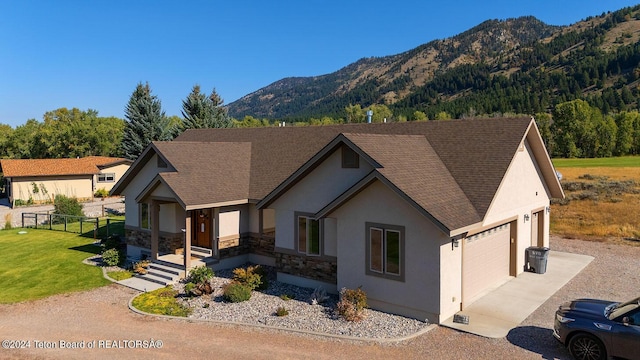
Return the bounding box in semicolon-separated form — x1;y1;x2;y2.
194;209;211;248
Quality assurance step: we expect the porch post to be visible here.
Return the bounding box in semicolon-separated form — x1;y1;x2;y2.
150;200;160;261
184;210;192;270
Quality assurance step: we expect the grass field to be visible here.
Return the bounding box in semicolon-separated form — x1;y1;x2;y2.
0;229;110;303
551;156;640;243
552;156;640;168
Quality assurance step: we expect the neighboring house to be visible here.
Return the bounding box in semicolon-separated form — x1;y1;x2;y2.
0;156;131;207
111;117;563;324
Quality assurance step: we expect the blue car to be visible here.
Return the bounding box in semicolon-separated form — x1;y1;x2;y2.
554;296;640;360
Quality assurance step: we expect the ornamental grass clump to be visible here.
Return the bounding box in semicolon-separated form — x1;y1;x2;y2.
336;287;368;322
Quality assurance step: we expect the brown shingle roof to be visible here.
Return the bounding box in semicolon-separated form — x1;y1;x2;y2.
116;117;548;230
152;142;252;208
342;133;481;230
0;157;129;177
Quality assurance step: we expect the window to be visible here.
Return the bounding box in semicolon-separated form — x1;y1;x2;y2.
140;203;150;230
297;214;321;256
97;173;115;183
366;223;404;281
342;146;359;168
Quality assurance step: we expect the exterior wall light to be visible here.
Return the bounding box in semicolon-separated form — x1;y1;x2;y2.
546;206;550;214
451;238;460;249
524;214;530;222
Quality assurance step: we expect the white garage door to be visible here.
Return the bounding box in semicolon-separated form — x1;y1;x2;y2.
462;223;511;306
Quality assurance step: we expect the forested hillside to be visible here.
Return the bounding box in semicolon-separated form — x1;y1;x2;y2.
228;5;640;121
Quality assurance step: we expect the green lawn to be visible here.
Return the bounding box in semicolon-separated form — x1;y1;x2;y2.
552;155;640;168
0;229;111;303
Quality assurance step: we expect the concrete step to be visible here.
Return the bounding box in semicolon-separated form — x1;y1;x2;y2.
139;260;185;286
137;273;173;286
190;246;213;259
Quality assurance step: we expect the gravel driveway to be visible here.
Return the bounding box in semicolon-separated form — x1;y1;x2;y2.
0;236;638;360
0;197;125;229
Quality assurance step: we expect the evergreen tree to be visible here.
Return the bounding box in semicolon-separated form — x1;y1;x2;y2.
180;85;231;131
122;83;173;160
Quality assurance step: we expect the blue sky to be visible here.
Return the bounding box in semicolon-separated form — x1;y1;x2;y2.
1;1;639;127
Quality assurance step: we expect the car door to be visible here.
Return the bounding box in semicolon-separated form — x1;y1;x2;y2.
611;308;640;359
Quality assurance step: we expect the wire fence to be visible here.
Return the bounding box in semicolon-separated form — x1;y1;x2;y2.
21;213;125;240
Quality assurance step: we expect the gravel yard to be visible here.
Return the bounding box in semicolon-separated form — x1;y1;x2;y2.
0;236;638;360
175;267;430;340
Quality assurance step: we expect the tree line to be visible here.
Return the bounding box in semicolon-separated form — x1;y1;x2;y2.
1;83;639;162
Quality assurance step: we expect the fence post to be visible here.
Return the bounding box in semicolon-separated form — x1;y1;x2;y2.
49;214;52;230
21;213;24;228
35;214;38;229
106;218;110;238
64;216;67;232
80;218;83;234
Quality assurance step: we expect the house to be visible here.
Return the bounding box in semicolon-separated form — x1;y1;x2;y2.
0;156;131;207
110;117;563;324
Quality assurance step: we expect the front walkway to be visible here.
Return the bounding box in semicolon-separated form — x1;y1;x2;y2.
441;250;594;338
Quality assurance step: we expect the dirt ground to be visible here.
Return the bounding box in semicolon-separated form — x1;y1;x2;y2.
1;236;638;360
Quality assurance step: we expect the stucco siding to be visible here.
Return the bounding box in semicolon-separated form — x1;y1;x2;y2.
275;209;295;250
11;176;93;203
269;147;373;213
483;140;551;274
121;154;165;227
439;235;462;322
94;163;130;192
331;180;447;323
219;204;249;238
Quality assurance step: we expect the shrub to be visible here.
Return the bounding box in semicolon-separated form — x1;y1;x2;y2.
186;266;214;296
232;265;265;290
336;287;368;322
275;306;289;317
101;248;121;266
94;188;109;198
4;213;12;230
222;282;252;303
184;282;196;296
53;195;85;218
188;265;214;284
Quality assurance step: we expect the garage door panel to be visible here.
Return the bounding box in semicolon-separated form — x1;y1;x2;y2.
462;223;510;306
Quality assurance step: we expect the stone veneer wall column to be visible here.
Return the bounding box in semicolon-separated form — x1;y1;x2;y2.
125;229;183;254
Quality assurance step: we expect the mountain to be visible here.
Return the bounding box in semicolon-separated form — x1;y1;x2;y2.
228;5;640;120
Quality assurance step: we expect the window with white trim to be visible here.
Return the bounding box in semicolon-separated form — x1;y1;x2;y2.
140;203;150;230
366;222;404;281
296;214;321;256
98;173;115;183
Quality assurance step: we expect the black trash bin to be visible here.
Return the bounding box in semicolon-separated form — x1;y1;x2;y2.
526;246;549;274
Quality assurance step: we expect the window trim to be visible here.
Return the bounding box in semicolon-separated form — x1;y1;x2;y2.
341;145;360;168
295;212;322;256
140;203;150;230
97;173;116;183
365;222;405;281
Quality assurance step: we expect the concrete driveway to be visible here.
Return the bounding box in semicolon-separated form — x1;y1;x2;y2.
442;251;593;338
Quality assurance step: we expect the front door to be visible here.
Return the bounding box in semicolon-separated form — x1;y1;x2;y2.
194;209;211;248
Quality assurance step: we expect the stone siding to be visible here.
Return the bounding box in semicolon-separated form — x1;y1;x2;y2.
275;252;337;284
249;232;275;257
125;229;183;254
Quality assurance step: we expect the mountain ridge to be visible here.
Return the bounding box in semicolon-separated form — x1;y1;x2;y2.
228;6;640;120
